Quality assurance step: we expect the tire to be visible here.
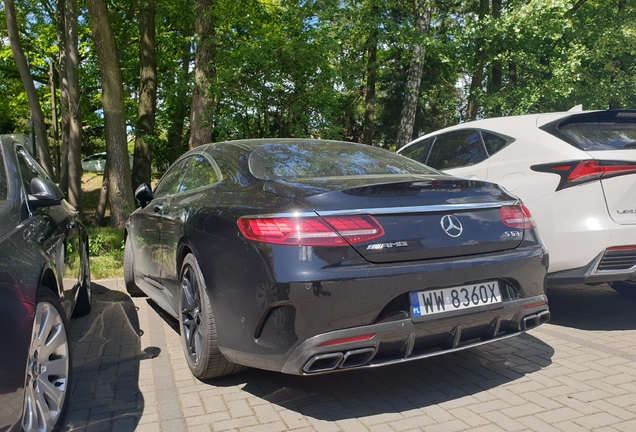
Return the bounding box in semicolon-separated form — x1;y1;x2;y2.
179;253;245;379
124;236;145;297
22;289;72;432
73;239;92;317
610;280;636;297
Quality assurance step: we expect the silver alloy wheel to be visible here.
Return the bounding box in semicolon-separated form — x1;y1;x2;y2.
22;299;70;432
181;265;203;365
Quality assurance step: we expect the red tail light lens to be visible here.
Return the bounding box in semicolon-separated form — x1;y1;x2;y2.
237;215;384;246
500;204;536;229
531;160;636;190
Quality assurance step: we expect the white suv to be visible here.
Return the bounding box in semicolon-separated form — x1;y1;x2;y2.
398;109;636;294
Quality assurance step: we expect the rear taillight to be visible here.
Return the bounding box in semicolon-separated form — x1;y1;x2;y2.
500;204;536;229
531;160;636;190
237;215;384;246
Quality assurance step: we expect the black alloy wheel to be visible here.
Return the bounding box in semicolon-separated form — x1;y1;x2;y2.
178;253;245;379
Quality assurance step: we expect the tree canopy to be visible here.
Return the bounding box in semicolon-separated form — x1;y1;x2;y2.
1;0;635;222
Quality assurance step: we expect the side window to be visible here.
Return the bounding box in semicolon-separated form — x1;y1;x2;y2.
16;147;49;195
481;131;510;156
426;130;487;170
179;155;219;192
153;157;192;199
399;138;433;164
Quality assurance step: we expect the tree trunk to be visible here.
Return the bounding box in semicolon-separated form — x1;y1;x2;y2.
66;0;83;213
57;0;70;195
509;61;517;86
363;27;378;146
49;59;60;181
395;0;431;149
86;0;135;228
132;0;157;189
189;0;215;148
490;0;502;116
4;0;54;177
168;38;192;163
93;159;109;227
466;0;490;121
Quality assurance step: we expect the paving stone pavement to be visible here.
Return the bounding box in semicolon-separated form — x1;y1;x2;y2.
62;280;636;432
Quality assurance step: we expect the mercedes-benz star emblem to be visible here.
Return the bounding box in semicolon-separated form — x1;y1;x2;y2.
441;215;463;238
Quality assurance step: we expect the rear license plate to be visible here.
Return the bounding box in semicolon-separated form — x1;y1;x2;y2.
410;281;502;318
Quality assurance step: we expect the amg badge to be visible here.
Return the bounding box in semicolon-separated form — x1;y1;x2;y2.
367;241;408;250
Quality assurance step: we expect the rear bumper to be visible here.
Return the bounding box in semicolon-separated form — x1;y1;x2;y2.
281;297;549;375
215;244;549;375
548;247;636;286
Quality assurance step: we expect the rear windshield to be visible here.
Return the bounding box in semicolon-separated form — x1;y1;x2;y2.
249;141;439;180
554;111;636;151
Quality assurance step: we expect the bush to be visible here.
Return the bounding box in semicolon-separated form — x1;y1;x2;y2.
86;226;125;279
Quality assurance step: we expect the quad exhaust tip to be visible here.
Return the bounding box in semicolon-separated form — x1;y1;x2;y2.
303;347;376;373
522;310;551;330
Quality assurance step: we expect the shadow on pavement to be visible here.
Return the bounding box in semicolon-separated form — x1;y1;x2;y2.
204;332;553;422
63;282;159;431
546;283;636;331
145;283;555;423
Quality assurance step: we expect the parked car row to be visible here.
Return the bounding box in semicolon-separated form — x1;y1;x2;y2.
122;108;635;384
5;108;634;431
81;152;134;172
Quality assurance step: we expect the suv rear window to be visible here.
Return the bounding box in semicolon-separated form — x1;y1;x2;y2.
545;111;636;151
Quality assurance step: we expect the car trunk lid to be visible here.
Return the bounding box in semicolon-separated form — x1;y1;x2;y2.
265;176;524;263
547;110;636;225
589;150;636;225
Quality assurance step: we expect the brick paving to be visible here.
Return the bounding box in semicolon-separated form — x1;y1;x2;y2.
63;281;636;431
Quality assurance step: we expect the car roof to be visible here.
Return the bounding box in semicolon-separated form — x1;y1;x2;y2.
400;109;600;151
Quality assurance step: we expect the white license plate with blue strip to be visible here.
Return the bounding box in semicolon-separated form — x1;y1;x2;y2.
410;281;502;318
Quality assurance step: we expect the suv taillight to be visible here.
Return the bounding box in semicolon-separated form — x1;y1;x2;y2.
500;204;536;229
237;215;384;246
531;160;636;190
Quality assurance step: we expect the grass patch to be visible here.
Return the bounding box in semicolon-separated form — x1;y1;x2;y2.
81;171;163;280
82;172;123;279
87;226;125;279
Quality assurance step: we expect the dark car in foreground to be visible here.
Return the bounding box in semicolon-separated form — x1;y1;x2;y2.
124;139;549;379
0;136;91;432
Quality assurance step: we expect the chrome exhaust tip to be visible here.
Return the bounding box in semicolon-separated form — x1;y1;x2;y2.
303;352;344;373
341;347;376;368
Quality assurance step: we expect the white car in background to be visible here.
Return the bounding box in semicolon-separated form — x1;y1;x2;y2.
398;108;636;294
82;152;134;171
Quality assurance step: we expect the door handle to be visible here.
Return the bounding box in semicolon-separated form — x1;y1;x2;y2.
154;205;163;213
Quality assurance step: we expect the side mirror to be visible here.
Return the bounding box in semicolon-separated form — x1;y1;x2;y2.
135;183;153;208
28;178;64;209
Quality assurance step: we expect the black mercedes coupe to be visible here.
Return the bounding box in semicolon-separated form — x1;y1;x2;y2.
124;139;549;379
0;136;91;432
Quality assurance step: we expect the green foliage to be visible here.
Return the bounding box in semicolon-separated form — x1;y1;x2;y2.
2;0;636;159
86;226;125;279
87;226;124;257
